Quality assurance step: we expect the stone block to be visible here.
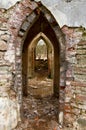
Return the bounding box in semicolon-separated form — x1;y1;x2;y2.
77;118;86;130
65;97;71;103
64;104;72;113
0;30;7;35
0;40;7;51
22;0;38;10
78;41;86;46
73;66;86;75
19;30;25;37
0;52;4;59
4;51;15;63
78;104;86;110
76;49;86;55
76;95;86;105
64;112;75;126
27;12;36;23
74;74;86;82
21;21;30;31
72;108;80;115
1;34;10;41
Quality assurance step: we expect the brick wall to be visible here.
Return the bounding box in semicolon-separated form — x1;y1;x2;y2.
62;26;86;129
0;1;86;129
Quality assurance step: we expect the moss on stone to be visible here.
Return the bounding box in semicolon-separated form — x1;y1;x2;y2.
82;33;86;40
77;118;86;127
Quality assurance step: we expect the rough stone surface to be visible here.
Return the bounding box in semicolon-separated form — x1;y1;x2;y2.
0;40;7;51
0;97;20;130
0;0;86;130
62;26;86;129
0;60;20;129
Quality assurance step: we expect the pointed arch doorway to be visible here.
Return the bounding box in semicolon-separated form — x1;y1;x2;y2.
22;32;54;97
21;14;61;127
22;12;60;97
9;1;66;127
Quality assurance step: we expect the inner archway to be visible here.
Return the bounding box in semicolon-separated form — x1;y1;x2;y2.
22;33;54;97
35;39;48;78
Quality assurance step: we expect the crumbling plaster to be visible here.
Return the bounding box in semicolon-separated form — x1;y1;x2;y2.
0;0;86;130
0;0;86;28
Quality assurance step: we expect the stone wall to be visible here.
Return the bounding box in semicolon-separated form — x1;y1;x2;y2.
0;8;20;130
0;0;86;130
0;1;39;129
62;26;86;129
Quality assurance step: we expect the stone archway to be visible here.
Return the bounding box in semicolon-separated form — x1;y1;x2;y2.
8;0;66;127
20;9;64;97
22;32;54;96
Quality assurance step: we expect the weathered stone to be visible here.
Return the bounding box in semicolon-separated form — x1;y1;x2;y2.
19;29;25;37
0;40;7;51
74;74;86;82
76;49;86;55
27;12;36;23
77;118;86;128
0;1;86;129
21;21;30;31
73;66;86;75
0;27;8;31
72;108;80;115
78;41;86;46
0;30;7;35
65;97;71;103
0;97;20;130
75;95;86;105
21;0;38;10
0;52;4;59
1;34;10;41
4;50;15;63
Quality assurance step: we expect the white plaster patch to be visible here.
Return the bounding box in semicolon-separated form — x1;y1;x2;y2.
4;50;15;63
59;111;63;126
0;97;20;130
0;0;86;28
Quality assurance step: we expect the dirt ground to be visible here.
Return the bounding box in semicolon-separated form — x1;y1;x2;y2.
14;64;72;130
14;95;60;130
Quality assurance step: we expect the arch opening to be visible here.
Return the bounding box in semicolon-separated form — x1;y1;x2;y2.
10;2;66;127
21;8;61;125
22;33;54;97
34;39;48;77
22;12;60;98
21;28;60;129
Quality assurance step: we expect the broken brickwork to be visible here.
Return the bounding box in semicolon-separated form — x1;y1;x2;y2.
0;0;86;129
62;26;86;129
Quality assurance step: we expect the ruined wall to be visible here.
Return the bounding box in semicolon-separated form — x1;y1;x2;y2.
0;8;20;130
0;1;38;129
0;0;86;28
62;26;86;129
0;0;86;130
